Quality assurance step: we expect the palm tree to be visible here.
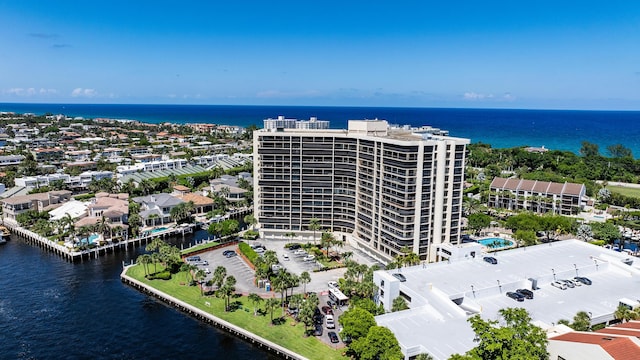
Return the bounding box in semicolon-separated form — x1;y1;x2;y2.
320;231;335;258
194;269;206;296
248;293;264;316
213;266;227;289
615;305;639;323
219;275;236;311
299;271;311;295
151;253;160;274
308;218;321;245
244;214;257;231
265;297;281;324
137;254;152;276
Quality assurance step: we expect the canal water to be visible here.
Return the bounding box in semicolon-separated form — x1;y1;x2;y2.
0;230;276;359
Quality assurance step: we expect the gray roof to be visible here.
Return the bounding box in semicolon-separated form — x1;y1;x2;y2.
133;193;184;208
375;240;640;360
119;165;208;184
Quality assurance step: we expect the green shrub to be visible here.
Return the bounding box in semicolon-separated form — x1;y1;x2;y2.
243;230;259;240
589;240;606;247
73;193;95;201
239;242;258;264
147;270;172;280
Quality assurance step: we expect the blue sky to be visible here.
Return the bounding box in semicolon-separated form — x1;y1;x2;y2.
1;1;639;109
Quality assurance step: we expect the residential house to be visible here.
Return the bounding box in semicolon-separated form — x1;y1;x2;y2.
132;193;184;226
1;190;72;221
549;321;640;359
172;187;214;216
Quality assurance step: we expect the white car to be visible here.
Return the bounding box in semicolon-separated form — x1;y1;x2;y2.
326;315;335;329
328;281;339;289
303;255;316;262
205;268;211;274
282;253;290;261
551;281;567;290
294;249;307;256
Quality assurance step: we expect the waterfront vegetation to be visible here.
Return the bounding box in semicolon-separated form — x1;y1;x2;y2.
125;263;346;360
180;241;220;255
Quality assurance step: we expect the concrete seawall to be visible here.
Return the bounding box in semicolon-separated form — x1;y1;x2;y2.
120;267;308;360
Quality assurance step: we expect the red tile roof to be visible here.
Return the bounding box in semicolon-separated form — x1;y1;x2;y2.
552;332;640;359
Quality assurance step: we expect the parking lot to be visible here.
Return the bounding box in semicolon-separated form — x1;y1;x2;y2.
186;240;359;347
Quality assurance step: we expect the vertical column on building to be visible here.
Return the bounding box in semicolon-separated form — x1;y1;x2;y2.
432;140;447;250
413;143;425;256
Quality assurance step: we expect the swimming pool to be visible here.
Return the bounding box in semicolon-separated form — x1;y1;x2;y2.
151;227;168;233
80;234;100;244
478;237;514;249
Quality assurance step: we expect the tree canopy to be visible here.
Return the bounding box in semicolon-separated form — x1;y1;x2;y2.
450;308;548;360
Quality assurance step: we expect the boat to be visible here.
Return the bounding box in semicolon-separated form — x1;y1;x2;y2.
0;225;10;238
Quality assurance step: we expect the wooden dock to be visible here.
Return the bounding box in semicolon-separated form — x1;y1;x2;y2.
120;267;308;360
3;219;198;262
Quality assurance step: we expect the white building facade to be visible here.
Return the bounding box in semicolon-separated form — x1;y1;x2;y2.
253;119;469;263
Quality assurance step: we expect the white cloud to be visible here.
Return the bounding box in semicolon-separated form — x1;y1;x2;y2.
71;88;97;97
463;92;494;100
256;89;322;98
39;88;58;95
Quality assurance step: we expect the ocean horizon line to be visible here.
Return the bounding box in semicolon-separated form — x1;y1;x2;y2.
1;102;639;157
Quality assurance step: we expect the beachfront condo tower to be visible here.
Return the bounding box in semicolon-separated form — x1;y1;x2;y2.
253;119;470;263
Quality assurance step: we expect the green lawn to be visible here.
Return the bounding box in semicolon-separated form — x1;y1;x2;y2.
181;241;220;255
608;185;640;199
126;265;346;360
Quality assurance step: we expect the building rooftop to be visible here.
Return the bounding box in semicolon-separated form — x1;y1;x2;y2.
374;240;640;359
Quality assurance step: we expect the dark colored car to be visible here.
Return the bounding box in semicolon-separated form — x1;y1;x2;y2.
328;331;339;343
288;244;301;250
574;276;592;285
222;250;233;256
225;251;237;258
327;300;336;308
341;334;352;345
321;306;334;315
392;273;407;282
483;256;498;265
516;289;534;299
506;291;525;302
313;324;323;336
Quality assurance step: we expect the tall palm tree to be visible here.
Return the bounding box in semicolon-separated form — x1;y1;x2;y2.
194;269;206;296
248;293;264;316
213;266;227;289
308;218;321;245
137;254;152;276
299;271;311;295
265;297;280;324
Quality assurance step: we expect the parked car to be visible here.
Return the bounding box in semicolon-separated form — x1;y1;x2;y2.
321;306;334;315
516;289;534;299
551;281;568;290
327;300;336;308
225;251;237;258
328;281;339;289
222;250;233;256
574;276;592;285
288;244;301;250
560;279;575;288
204;268;211;274
506;291;525;302
483;256;498;265
186;256;201;262
328;331;340;343
294;249;307;256
392;273;407;282
303;255;316;262
568;279;582;287
313;324;323;336
326;315;335;329
282;253;290;261
254;247;266;254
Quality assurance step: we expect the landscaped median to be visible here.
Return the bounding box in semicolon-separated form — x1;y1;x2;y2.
124;263;346;360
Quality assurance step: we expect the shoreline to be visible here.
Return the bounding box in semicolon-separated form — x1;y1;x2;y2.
120;266;308;360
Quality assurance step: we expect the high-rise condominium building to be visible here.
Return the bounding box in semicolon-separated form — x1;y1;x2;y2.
263;115;330;130
253;119;469;263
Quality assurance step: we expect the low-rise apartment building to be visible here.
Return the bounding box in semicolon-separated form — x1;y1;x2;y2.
488;177;586;215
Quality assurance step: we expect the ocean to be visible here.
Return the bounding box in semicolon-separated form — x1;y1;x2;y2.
1;103;639;156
